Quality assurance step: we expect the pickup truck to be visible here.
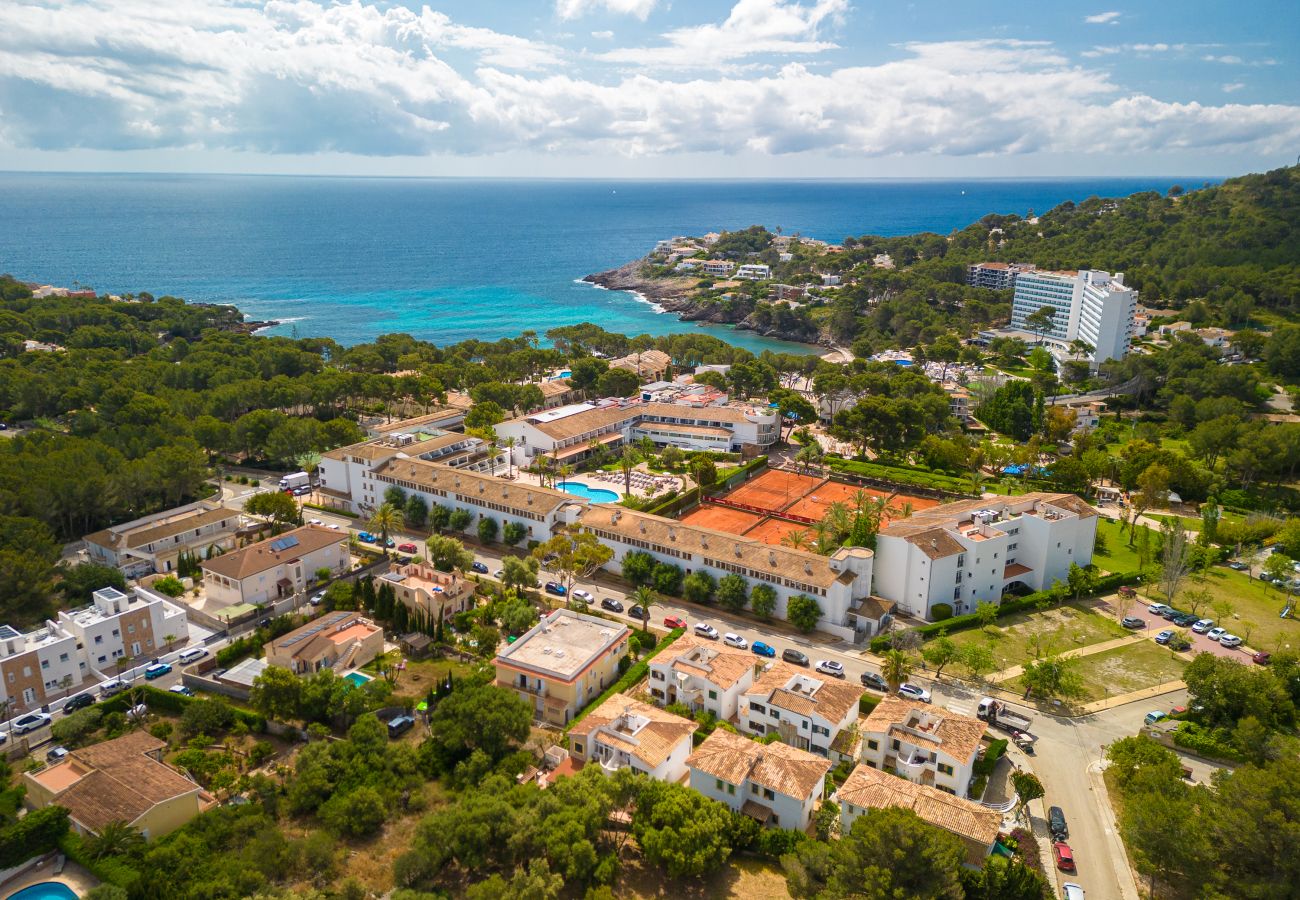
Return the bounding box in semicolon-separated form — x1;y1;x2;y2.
977;697;1034;733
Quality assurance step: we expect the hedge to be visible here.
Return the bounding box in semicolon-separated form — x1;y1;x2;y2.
1172;722;1245;763
827;457;973;494
565;627;685;733
60;831;142;893
858;694;882;716
717;455;769;490
0;806;69;869
973;738;1008;777
869;571;1142;651
99;685;265;732
302;502;358;518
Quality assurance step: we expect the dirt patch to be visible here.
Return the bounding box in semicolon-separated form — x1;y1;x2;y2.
618;853;791;899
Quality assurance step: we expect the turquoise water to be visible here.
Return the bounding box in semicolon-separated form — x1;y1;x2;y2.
342;672;372;687
0;173;1206;351
557;482;620;503
6;883;78;900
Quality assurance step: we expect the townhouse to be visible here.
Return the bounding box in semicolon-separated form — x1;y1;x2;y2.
687;728;833;831
83;501;241;577
836;763;1001;866
872;493;1098;620
265;611;385;675
57;586;189;672
567;693;698;782
495;609;630;725
701;260;736;278
647;635;759;720
739;663;863;758
200;525;350;609
0;622;84;715
377;562;475;623
858;697;986;795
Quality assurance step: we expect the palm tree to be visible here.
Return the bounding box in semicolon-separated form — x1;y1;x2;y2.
503;437;516;477
632;585;656;633
782;529;811;550
368;502;405;556
618;445;640;497
881;649;915;693
558;464;575;487
88;821;146;860
823;502;853;543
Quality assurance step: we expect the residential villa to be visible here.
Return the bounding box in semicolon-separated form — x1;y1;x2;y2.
567;693;699;782
57;586;189;672
738;663;863;758
265;611;385;675
24;732;215;840
835;763;1001;866
608;349;673;382
83;501;241;577
647;635;759;720
377;562;475;623
872;493;1099;620
701;260;736;278
687;728;833;831
735;264;772;281
200;525;350;609
495;609;630;725
858;697;986;795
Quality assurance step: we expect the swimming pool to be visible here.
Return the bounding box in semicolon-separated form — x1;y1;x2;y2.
7;883;78;900
557;482;619;503
342;672;372;687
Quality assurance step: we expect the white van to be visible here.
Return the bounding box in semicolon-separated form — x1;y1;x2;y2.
178;647;208;665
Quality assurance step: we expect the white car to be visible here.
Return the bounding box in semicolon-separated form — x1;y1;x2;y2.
694;623;719;640
722;633;748;650
1206;627;1227;641
178;647;208;665
814;660;845;678
1063;884;1085;900
1191;619;1214;634
1147;603;1171;615
326;523;340;530
12;712;51;734
898;683;932;703
571;589;594;604
309;591;325;606
307;518;322;525
1219;634;1243;648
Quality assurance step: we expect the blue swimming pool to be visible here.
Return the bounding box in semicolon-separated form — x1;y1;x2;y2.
343;672;372;687
557;482;619;503
7;883;78;900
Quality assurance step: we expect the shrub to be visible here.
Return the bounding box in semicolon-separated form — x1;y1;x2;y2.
930;603;953;621
51;707;104;746
859;694;882;716
974;738;1008;777
652;563;683;595
152;575;185;598
683;571;716;605
1173;722;1245;762
0;806;70;868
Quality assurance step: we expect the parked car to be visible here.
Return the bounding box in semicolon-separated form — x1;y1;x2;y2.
387;715;415;739
144;662;173;680
1144;710;1167;727
310;591;325;606
326;522;340;530
898;682;932;703
751;641;776;658
99;679;127;698
1147;603;1171;615
628;604;647;620
397;542;418;554
357;531;377;543
1253;650;1272;665
1191;619;1215;633
1219;634;1243;648
1048;805;1069;839
782;648;810;667
1206;627;1227;641
722;633;748;650
600;597;624;613
384;537;396;549
63;693;94;714
1063;884;1085;900
169;685;195;696
1053;841;1076;873
1154;630;1174;645
664;615;687;629
860;671;888;691
471;561;489;574
293;486;311;496
1228;561;1249;571
544;582;567;596
814;660;845;678
571;589;594;604
1121;616;1145;629
1172;612;1199;627
1162;607;1187;621
178;647;208;665
46;746;69;763
13;712;51;734
694;623;719;640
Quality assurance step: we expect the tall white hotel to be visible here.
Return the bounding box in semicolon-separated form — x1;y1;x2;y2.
1010;269;1137;364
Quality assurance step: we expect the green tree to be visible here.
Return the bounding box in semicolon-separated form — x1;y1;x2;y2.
449;507;473;532
1067;561;1095;602
682;571;716;605
959;644;996;680
405;493;429;528
477;515;499;544
975;600;998;633
86;819;146;860
423;684;531;773
881;649;915;693
824;807;965;899
921;635;961;678
633;781;737;878
716;573;750;613
244;489;301;532
1118;777;1208;897
1009;771;1044;820
502;520;527;546
368;502;405;553
620;550;656;586
1021;654;1086;703
960;856;1050;900
249;665;304;723
532;527;613;596
786;594;822;632
321;785;388;838
500;554;541;593
425;534;475;572
58;562;127;604
749;584;777;621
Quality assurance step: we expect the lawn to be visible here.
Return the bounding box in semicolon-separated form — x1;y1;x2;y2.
363;655;489;704
943;601;1131;671
1092;516;1151;574
1157;566;1300;654
1054;640;1189;702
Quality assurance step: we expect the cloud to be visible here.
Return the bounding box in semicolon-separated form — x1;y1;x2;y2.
557;0;658;21
0;2;1296;164
1084;11;1121;24
597;0;849;68
1223;82;1245;93
592;30;614;39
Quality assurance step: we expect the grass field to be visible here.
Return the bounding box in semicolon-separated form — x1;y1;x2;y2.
1160;566;1300;653
1092;517;1151;574
1048;640;1189;702
943;601;1131;671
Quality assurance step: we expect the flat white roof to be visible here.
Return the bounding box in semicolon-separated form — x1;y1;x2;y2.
496;609;628;681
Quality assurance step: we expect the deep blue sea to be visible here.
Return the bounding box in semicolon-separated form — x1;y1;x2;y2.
0;173;1211;353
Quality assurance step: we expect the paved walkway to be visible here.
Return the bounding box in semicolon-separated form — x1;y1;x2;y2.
986;632;1149;682
1080;679;1187;714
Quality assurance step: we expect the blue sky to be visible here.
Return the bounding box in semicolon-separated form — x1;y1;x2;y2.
0;0;1296;177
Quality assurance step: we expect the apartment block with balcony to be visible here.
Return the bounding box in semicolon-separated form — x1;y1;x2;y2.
567;693;698;782
83;502;241;577
967;262;1036;291
57;586;189;672
687;728;833;831
739;663;863;758
859;698;986;795
646;635;759;720
1010;268;1136;364
495;609;630;726
0;622;84;715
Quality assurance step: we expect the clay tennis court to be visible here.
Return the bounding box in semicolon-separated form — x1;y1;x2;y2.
679;504;766;534
744;517;812;547
782;480;884;520
724;469;823;512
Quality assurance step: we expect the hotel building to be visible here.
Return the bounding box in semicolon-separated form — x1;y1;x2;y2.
1010;269;1137;363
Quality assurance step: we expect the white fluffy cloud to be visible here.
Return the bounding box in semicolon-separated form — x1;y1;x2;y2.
556;0;658;21
1084;11;1122;24
0;0;1296;163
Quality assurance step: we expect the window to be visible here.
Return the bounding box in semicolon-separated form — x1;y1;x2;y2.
749;722;765;734
891;739;900;751
750;702;766;714
573;742;584;755
111;629;120;638
708;690;717;700
763;788;775;801
938;763;954;776
127;624;135;634
751;783;759;795
716;778;724;790
94;635;103;645
59;653;69;663
867;739;878;751
728;784;735;795
41;660;49;669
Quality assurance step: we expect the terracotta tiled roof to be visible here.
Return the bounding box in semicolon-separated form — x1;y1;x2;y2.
687;729;832;801
85;505;236;551
837;763;1000;850
53;732;202;834
746;662;863;725
568;693;698;769
526;404;642;441
657;635;758;690
609;349;672;377
538;379;574;398
862;698;986;764
880;493;1098;556
200;525;346;581
375;458;577;518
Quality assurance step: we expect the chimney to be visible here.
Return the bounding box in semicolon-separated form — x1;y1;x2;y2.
701;537;708;549
669;527;677;541
804;562;812;575
734;543;742;558
639;521;647;534
769;550;776;566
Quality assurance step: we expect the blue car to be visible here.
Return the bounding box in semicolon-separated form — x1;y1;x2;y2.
1154;629;1174;645
751;641;776;658
544;581;567;596
357;531;377;544
144;662;172;680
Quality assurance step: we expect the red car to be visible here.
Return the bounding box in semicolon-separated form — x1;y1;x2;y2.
1053;841;1076;873
1252;651;1272;665
663;615;687;629
397;543;418;554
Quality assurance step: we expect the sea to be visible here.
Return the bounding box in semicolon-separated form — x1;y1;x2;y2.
0;173;1211;354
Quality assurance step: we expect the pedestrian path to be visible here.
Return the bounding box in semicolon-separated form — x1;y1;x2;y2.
985;632;1149;683
1079;679;1186;714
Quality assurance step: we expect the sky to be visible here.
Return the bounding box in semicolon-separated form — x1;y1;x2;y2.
0;0;1297;178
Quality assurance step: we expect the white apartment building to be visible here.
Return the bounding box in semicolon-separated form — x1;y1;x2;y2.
873;493;1098;620
702;260;735;277
859;697;986;796
967;262;1036;291
647;636;759;720
83;502;241;577
201;526;350;609
1010;269;1137;363
567;693;699;782
0;622;84;714
735;264;772;281
739;663;863;758
687;728;833;831
57;587;189;673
